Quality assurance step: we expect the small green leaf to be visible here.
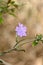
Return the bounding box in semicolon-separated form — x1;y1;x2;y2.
0;17;3;24
36;34;43;41
11;1;15;4
32;40;38;46
0;13;3;24
8;12;16;17
41;38;43;43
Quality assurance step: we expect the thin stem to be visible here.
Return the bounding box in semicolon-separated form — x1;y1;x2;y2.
0;48;25;56
14;35;19;48
16;38;35;48
0;48;16;56
18;37;34;43
14;37;35;48
0;37;35;56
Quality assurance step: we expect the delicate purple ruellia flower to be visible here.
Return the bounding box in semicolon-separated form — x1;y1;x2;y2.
15;23;27;37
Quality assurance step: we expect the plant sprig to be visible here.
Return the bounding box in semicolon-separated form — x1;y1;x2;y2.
0;34;43;56
32;34;43;46
0;0;19;24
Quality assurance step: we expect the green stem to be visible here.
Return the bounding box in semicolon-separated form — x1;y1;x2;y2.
0;38;35;56
16;39;35;48
14;37;35;48
18;37;34;43
0;48;16;56
14;35;19;48
0;48;25;56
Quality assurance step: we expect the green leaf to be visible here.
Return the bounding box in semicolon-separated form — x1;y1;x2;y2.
36;34;43;41
32;40;38;46
11;1;15;4
0;17;3;24
8;12;16;17
0;13;3;24
32;34;43;46
10;1;19;8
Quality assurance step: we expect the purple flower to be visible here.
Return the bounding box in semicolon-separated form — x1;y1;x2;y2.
15;23;27;37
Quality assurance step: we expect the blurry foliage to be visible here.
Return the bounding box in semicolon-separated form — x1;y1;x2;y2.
0;34;43;56
0;0;43;56
0;0;19;24
32;34;43;46
0;13;3;24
